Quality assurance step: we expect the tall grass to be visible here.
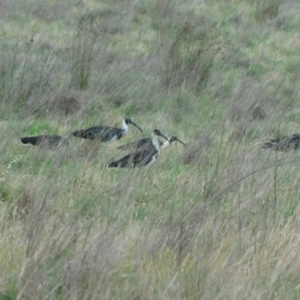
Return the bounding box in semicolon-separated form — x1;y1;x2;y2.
1;0;300;299
255;0;281;22
154;1;222;90
70;14;98;91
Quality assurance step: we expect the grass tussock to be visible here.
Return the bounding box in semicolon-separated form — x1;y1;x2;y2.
156;12;224;90
47;91;81;116
70;14;99;91
1;0;300;299
255;0;281;22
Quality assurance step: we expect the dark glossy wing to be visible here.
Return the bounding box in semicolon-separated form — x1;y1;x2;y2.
108;147;158;168
20;135;65;148
101;127;124;141
290;134;300;142
262;138;282;149
263;134;300;151
71;126;123;141
287;134;300;150
117;138;153;151
20;136;41;145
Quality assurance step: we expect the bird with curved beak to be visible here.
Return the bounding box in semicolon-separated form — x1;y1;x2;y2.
117;135;186;151
71;118;143;142
107;129;170;168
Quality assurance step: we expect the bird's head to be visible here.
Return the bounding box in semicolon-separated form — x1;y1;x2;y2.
124;118;143;135
153;129;170;143
169;136;186;147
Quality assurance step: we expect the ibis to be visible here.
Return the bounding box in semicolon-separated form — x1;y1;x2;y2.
117;135;186;151
20;135;68;149
71;118;143;142
107;129;169;168
262;133;300;152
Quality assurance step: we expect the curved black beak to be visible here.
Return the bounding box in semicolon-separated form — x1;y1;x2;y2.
130;121;144;135
156;131;170;144
174;137;186;147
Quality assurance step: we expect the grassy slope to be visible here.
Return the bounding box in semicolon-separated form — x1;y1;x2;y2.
1;0;300;299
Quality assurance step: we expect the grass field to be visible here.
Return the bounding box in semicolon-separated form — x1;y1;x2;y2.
1;0;300;299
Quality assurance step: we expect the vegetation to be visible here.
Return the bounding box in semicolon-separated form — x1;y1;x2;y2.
1;0;300;298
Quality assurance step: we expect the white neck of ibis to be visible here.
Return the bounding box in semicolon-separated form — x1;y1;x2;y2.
151;132;160;152
161;139;171;149
122;119;129;133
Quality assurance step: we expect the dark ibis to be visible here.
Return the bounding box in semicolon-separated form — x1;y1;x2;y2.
20;135;68;149
71;118;143;142
107;129;169;168
262;133;300;152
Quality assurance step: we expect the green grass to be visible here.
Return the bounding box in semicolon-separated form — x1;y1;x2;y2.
1;0;300;299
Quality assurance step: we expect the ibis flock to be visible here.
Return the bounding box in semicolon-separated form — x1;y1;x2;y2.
20;117;300;169
20;118;186;168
